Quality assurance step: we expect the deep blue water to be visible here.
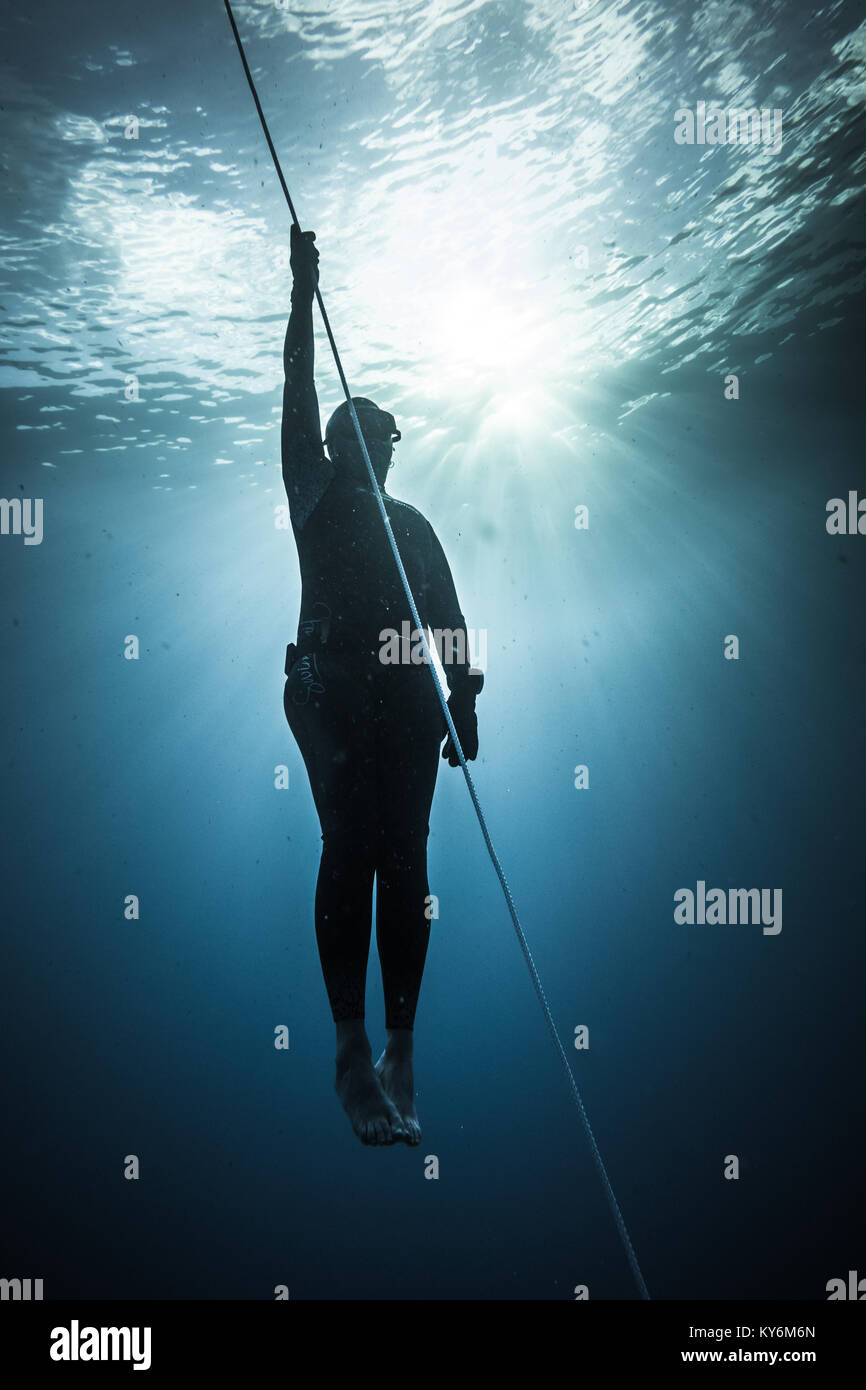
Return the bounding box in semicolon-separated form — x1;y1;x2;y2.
1;0;865;1300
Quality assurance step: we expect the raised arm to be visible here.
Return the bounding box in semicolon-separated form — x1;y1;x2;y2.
281;226;334;529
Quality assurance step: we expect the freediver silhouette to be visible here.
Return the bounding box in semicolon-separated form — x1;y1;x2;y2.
282;224;483;1147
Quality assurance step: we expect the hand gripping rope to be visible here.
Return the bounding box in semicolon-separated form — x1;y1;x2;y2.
224;0;650;1300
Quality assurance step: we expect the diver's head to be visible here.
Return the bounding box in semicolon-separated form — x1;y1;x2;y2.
325;397;401;488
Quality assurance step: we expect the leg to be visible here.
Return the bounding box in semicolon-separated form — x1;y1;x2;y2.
374;817;432;1146
284;655;406;1145
318;818;408;1146
314;822;375;1025
374;816;436;1033
372;669;444;1144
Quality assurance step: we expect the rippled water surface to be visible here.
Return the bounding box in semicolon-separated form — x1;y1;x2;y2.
4;1;865;454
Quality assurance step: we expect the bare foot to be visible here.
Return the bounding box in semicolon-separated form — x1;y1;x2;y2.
375;1030;421;1146
335;1023;406;1146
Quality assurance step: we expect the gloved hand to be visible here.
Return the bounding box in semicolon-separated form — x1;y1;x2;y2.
290;224;319;296
441;673;483;766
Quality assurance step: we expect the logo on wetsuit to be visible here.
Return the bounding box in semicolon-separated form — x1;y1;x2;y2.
299;602;332;644
291;652;325;704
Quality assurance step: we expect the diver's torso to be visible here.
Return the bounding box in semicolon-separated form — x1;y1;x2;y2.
293;475;434;654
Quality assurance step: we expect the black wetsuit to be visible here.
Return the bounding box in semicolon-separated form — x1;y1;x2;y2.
281;284;474;1030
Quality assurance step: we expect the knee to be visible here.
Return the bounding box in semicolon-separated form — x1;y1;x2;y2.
377;823;430;875
321;822;377;869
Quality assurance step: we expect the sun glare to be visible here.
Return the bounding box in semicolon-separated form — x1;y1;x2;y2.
428;282;548;379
